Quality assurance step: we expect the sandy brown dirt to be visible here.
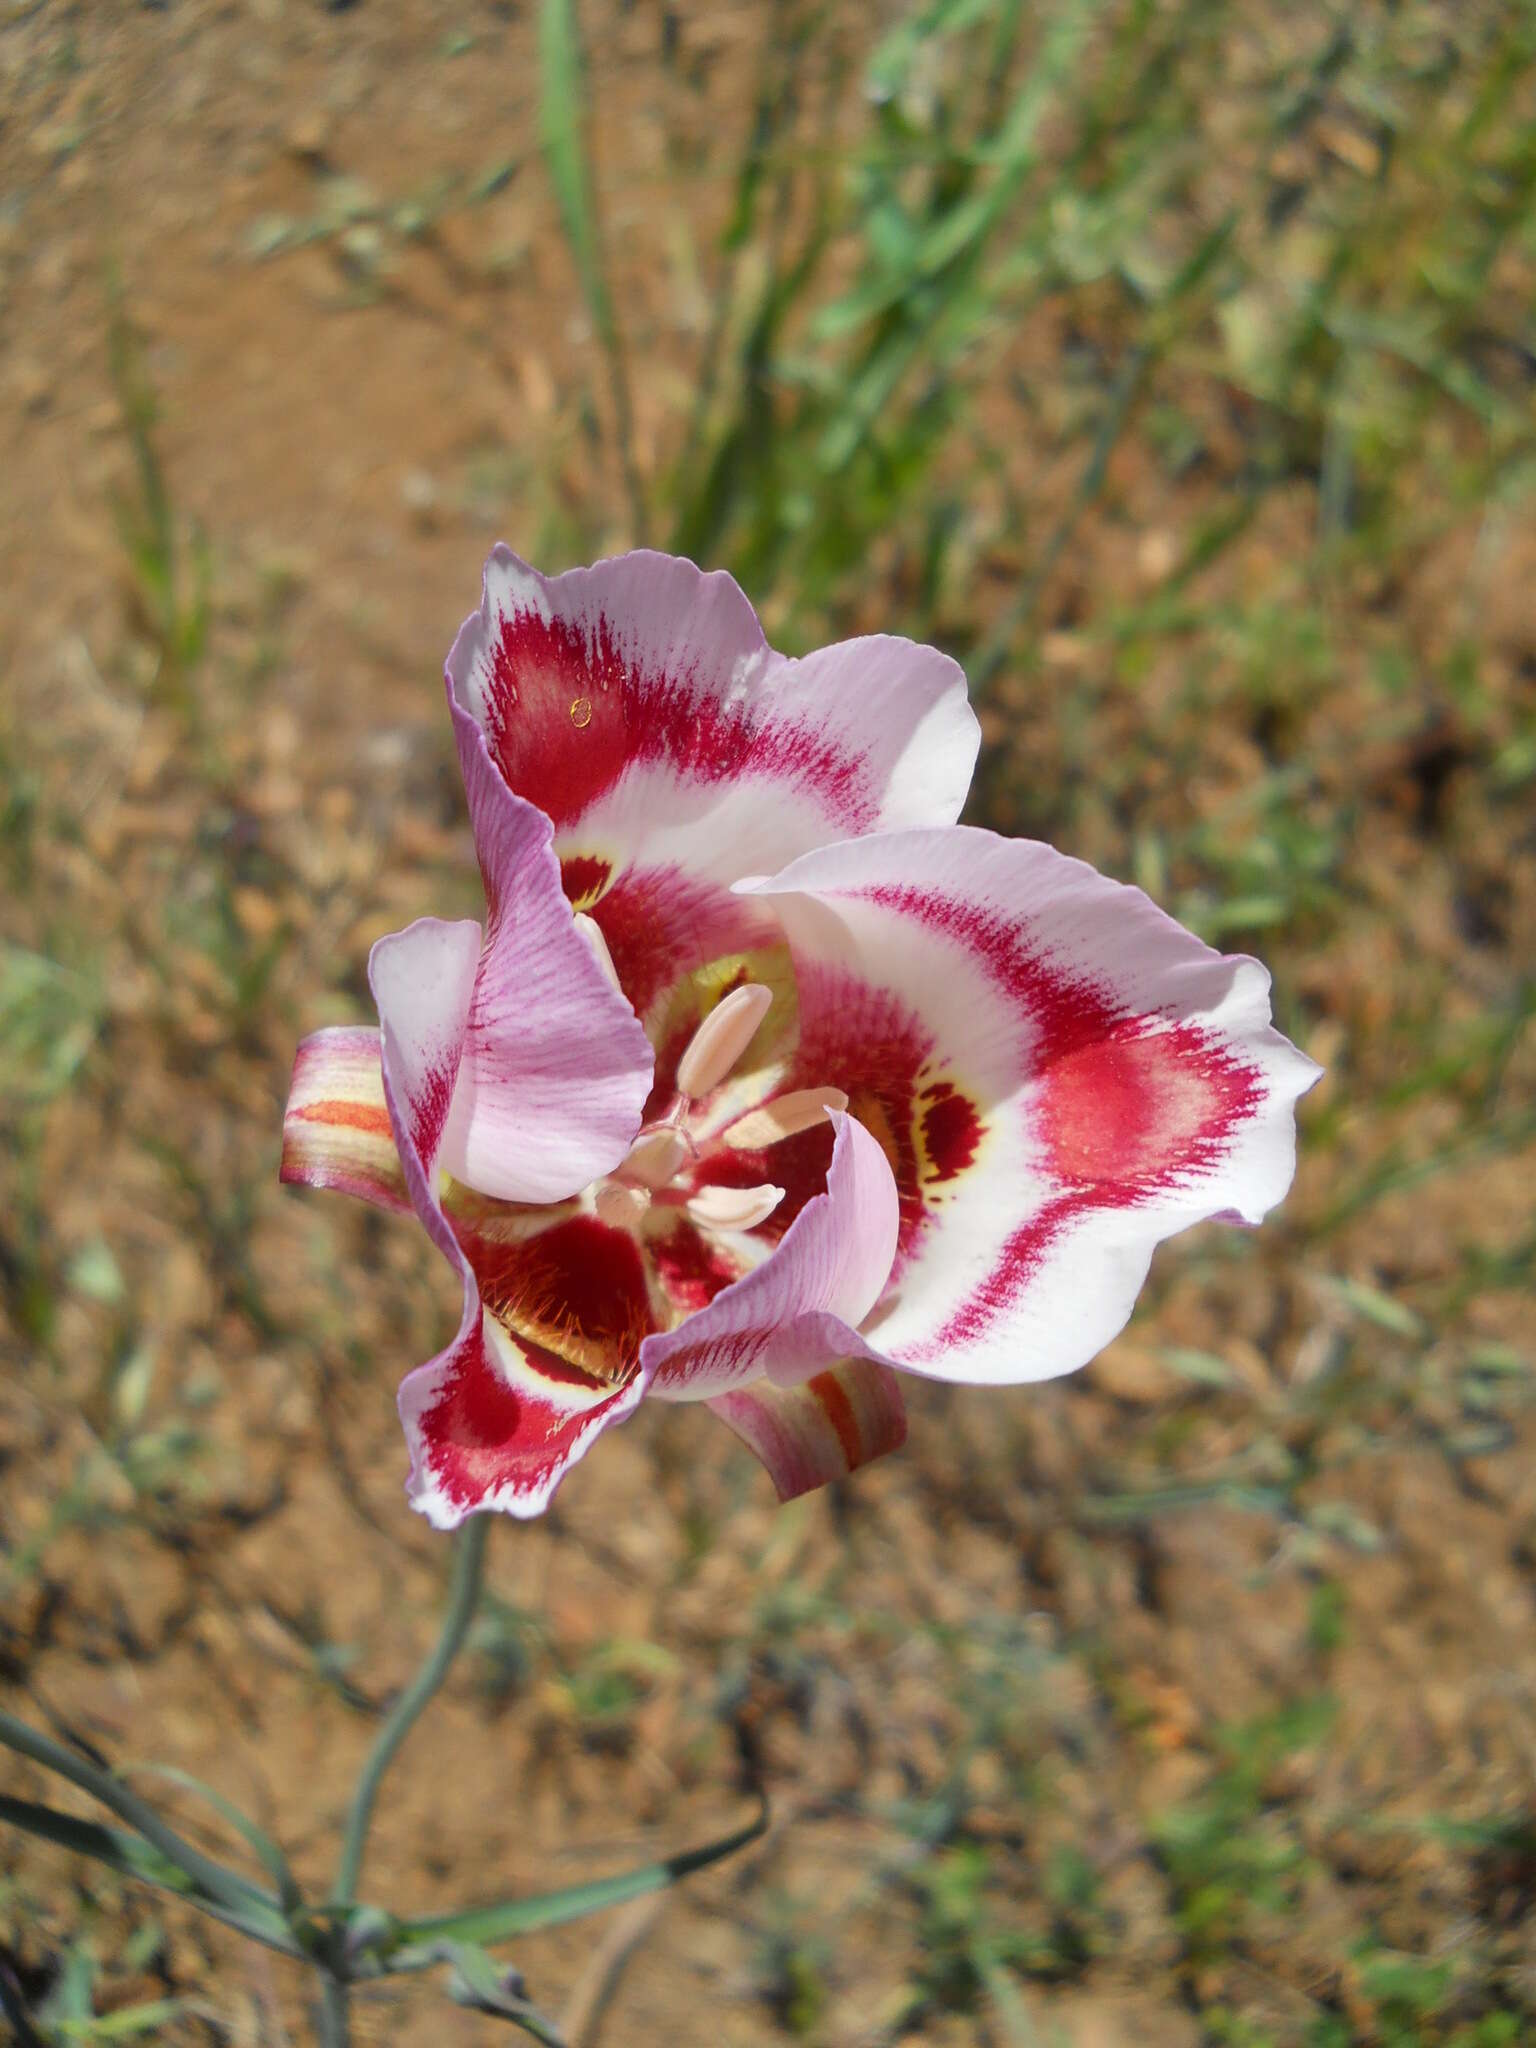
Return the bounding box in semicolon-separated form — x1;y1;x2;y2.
1;4;1533;2046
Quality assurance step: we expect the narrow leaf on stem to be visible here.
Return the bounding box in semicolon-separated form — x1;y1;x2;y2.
119;1760;305;1915
0;1793;303;1958
389;1794;768;1953
0;1710;282;1928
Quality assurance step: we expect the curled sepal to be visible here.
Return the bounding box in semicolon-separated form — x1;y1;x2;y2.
711;1359;908;1501
432;1944;565;2043
280;1025;409;1216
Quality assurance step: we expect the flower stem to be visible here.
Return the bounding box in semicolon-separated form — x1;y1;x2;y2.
317;1973;351;2048
332;1515;489;1910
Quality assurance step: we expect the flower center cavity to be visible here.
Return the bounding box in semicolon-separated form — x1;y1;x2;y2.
590;980;846;1244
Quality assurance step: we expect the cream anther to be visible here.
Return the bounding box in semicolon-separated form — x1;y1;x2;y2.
722;1086;847;1149
621;1125;692;1188
574;911;620;991
595;1181;651;1229
676;983;773;1098
685;1182;785;1232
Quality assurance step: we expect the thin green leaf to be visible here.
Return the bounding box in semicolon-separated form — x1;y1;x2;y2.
1317;1275;1425;1340
867;0;999;103
0;1794;302;1958
1160;1346;1236;1388
391;1796;768;1952
816;0;1098;474
538;0;605;328
977;1947;1039;2048
0;1710;273;1927
58;2000;184;2041
118;1762;304;1915
1079;1482;1289;1525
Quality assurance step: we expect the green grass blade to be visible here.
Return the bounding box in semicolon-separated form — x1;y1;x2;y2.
815;0;1098;475
538;0;647;540
538;0;605;327
58;2000;185;2041
0;1791;196;1894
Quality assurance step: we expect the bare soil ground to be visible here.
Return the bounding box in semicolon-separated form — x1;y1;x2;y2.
1;4;1533;2045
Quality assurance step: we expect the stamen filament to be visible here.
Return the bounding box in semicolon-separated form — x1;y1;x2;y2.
621;1125;693;1187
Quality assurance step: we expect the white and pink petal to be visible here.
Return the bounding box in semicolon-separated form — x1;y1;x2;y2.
439;697;653;1206
444;546;980;1026
743;827;1321;1388
398;1318;646;1529
367;918;647;1527
447;546;978;865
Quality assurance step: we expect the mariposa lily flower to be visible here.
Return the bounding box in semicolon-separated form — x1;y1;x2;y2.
282;549;1319;1526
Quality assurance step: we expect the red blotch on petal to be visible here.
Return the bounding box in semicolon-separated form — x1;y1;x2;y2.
930;1025;1263;1353
918;1080;981;1183
483;609;871;834
486;613;632;827
1034;1023;1256;1187
561;853;614;911
862;883;1264;1197
417;1325;617;1512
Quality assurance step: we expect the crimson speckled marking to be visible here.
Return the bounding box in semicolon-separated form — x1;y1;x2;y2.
406;1057;459;1169
647;1221;742;1317
459;1211;657;1383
